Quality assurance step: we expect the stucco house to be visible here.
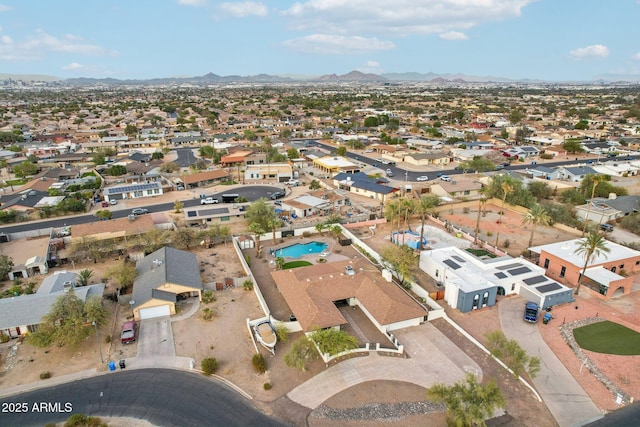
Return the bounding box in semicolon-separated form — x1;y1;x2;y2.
529;238;640;299
0;271;105;338
131;247;203;320
332;172;399;202
575;195;640;224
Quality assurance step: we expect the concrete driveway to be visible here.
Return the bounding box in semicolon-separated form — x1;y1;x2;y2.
137;317;176;358
499;296;602;427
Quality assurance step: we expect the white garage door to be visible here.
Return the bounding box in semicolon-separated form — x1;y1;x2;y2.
139;305;171;320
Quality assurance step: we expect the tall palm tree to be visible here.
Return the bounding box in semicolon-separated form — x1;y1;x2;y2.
495;182;513;248
473;194;487;245
400;197;416;232
384;199;401;243
416;195;441;249
581;174;607;235
574;232;610;295
521;204;551;249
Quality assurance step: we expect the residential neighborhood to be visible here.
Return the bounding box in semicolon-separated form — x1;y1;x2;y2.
1;80;640;427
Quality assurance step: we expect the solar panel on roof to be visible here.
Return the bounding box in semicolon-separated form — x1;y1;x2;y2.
523;275;547;285
452;255;467;263
494;272;507;279
187;211;197;217
200;208;229;216
443;259;460;270
496;263;522;270
508;266;531;276
536;283;561;293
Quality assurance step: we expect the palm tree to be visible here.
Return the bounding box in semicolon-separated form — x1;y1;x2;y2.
248;223;265;258
384;200;401;242
416;195;441;249
267;217;280;245
574;232;610;295
400;197;416;233
521;204;551;249
77;269;94;287
495;182;513;248
473;195;487;245
582;174;607;235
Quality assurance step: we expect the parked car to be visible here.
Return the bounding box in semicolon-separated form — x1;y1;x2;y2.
131;208;149;215
440;175;451;181
600;223;614;232
386;169;394;177
120;321;137;344
110;199;117;205
101;201;109;207
416;176;429;182
270;191;285;200
200;197;219;205
344;265;355;276
523;302;539;323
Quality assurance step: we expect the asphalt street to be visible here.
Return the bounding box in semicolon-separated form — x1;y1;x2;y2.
0;368;285;427
0;185;281;234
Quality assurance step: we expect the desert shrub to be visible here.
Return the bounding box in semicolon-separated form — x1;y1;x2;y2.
63;414;104;427
463;207;470;214
503;239;510;248
539;153;554;159
201;357;218;375
486;231;493;237
243;279;254;291
40;371;51;379
244;254;250;265
104;335;111;344
317;258;326;263
252;353;268;374
201;289;216;304
201;307;214;321
275;322;290;343
0;332;9;343
263;382;272;390
302;231;312;238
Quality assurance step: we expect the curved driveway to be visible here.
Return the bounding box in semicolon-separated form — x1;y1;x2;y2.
288;323;481;409
499;296;602;427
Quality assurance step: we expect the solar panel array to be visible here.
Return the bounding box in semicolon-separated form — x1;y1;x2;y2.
537;283;562;293
106;183;159;194
523;275;548;285
443;259;461;270
494;272;507;279
452;255;467;263
496;263;522;271
508;266;532;276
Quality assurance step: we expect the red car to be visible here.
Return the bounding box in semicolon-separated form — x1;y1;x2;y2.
101;201;109;207
120;321;137;344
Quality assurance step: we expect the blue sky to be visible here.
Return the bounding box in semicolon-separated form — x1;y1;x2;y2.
1;0;639;81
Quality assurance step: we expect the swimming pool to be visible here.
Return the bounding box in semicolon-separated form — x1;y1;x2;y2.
276;242;328;258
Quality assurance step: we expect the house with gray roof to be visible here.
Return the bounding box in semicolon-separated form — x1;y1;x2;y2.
332;172;399;202
557;165;599;182
0;271;105;338
131;247;203;320
528;165;561;180
575;195;640;224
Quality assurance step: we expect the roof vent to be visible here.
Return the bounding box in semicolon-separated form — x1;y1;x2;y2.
63;281;73;292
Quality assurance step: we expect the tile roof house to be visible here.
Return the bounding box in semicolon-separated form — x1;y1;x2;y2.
272;259;427;332
131;247;203;320
0;271;105;338
180;169;230;188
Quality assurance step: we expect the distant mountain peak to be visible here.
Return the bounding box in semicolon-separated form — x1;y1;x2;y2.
316;70;387;82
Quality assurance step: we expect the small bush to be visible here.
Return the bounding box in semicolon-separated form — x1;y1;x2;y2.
486;231;493;237
201;289;216;304
63;413;104;427
503;239;510;248
202;357;218;375
302;231;312;238
244;254;251;265
243;279;254;291
40;371;51;380
263;382;272;390
104;335;111;344
317;258;326;263
463;207;470;214
252;353;268;374
0;332;9;343
201;307;215;321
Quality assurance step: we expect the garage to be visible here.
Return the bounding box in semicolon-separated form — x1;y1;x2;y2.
139;305;171;320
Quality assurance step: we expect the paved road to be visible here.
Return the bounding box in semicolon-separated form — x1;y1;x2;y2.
0;368;284;427
137;317;176;358
0;185;281;234
498;296;602;427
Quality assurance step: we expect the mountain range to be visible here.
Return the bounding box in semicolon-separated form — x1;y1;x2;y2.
1;71;637;86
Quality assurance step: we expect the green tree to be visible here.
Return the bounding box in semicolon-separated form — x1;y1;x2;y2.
574;119;589;130
562;139;584;153
199;145;215;159
384;199;402;240
416;194;441;249
243;129;258;141
427;372;506;427
460;156;495;172
485;331;541;378
287;148;299;159
275;256;285;270
27;292;109;348
284;336;318;372
527;181;553;201
0;254;14;280
95;210;112;221
574;232;610;295
106;261;137;291
559;188;586;205
174;199;183;213
521;204;551;249
124;123;137;137
309;179;321;190
173;228;197;250
13;160;38;178
77;269;94;287
245;198;278;237
364;116;379;127
310;328;358;356
508;109;524;124
160;162;180;173
381;244;418;285
151;151;164;160
106;165;127;176
335;146;347;156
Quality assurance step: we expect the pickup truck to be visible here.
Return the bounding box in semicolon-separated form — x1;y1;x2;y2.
120;321;137;344
200;197;219;205
524;302;539;323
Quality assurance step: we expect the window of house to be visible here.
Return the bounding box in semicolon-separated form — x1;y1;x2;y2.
543;258;550;269
154;189;160;194
560;266;566;278
511;283;515;291
464;190;470;195
435;270;439;277
619;264;624;270
134;191;143;197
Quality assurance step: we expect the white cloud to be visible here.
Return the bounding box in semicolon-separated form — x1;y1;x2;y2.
0;5;13;12
569;44;610;60
282;0;534;37
218;1;268;17
0;29;117;62
283;34;394;55
632;52;640;61
62;62;83;70
439;31;468;41
357;60;383;74
177;0;207;5
61;62;115;76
